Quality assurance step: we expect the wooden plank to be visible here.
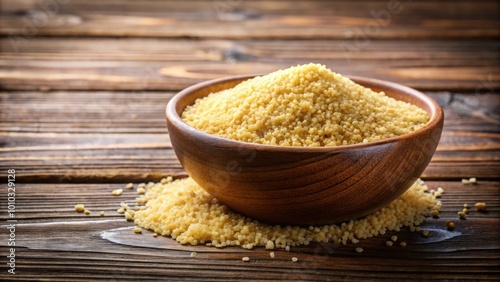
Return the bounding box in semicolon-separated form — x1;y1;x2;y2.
0;0;498;39
0;91;499;182
1;91;498;133
1;38;499;91
0;180;498;280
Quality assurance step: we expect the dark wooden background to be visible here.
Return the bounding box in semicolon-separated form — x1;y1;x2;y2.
1;0;499;280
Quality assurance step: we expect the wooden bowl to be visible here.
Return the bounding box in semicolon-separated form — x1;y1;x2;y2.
166;75;444;225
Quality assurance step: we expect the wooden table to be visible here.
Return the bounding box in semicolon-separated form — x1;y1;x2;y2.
1;0;499;280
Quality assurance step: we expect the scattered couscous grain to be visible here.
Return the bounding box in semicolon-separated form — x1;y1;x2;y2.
462;208;468;214
400;242;407;247
385;241;393;247
242;257;250;262
99;211;105;216
445;220;455;230
112;189;123;196
463;204;469;208
124;211;134;221
181;64;429;147
292;257;298;262
458;211;466;218
355;247;364;253
430;209;439;217
190;252;197;258
422;230;430;237
117;208;125;214
74;204;85;212
434;187;444;198
84;209;91;215
137;187;146;194
462;178;477;185
131;178;440;250
125;183;134;189
474;202;486;211
391;235;398;242
153;232;158;237
270;252;275;258
133;227;142;234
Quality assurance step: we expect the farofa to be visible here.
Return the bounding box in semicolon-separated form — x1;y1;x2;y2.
182;63;429;147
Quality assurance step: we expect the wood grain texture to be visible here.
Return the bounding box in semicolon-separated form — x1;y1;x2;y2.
1;38;498;91
0;0;499;280
1;0;498;39
1;91;499;182
0;181;498;280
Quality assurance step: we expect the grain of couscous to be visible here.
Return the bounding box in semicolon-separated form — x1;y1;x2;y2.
182;64;429;147
265;240;275;250
458;211;466;219
430;209;439;217
445;220;454;230
74;204;85;212
462;178;477;185
111;189;123;196
474;202;487;211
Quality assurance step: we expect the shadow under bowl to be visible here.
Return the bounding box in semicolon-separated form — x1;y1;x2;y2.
166;75;444;225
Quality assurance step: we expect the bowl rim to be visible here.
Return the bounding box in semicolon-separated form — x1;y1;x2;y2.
166;74;444;153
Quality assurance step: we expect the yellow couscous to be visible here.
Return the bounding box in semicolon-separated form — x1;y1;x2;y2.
474;202;486;211
74;204;85;212
182;63;429;147
130;177;440;250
